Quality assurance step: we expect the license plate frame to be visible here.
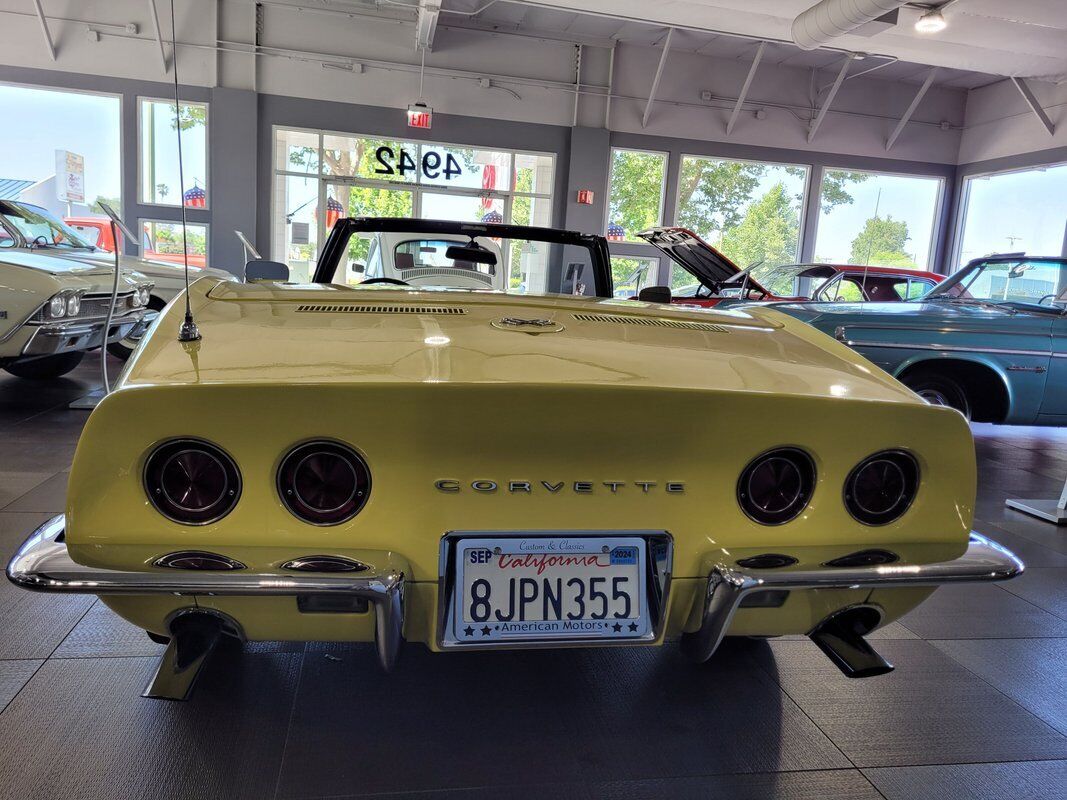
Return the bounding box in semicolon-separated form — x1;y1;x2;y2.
437;531;673;650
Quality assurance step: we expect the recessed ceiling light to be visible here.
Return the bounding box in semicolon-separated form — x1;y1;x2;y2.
915;9;947;34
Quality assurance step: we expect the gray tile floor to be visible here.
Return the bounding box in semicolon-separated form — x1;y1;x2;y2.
0;357;1065;800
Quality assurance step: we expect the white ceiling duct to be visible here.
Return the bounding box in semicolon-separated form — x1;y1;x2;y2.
792;0;910;51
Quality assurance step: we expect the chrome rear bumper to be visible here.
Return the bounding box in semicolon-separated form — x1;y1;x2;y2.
681;532;1023;663
6;515;406;672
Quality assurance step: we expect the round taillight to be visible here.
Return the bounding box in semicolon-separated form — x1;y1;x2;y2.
144;439;241;525
844;450;919;526
737;448;816;525
278;440;370;525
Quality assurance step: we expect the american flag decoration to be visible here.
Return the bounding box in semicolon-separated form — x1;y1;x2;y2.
481;209;503;224
607;222;625;241
325;196;345;229
183;185;206;208
479;164;497;212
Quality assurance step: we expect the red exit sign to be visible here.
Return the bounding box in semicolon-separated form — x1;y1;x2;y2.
407;104;433;129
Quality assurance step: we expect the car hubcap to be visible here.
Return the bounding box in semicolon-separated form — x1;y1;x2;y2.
917;389;950;407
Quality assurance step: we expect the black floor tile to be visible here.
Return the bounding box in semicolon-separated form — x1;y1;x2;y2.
52;600;167;659
999;568;1067;620
0;651;301;800
863;759;1067;800
0;472;53;511
766;639;1067;767
591;769;885;800
969;521;1067;568
276;640;848;799
900;584;1067;639
0;660;41;714
932;638;1067;736
0;574;93;660
2;471;69;513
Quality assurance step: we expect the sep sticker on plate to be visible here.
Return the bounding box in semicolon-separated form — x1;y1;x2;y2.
452;537;649;644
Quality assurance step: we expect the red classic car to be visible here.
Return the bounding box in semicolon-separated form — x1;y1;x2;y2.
64;216;208;269
635;227;943;308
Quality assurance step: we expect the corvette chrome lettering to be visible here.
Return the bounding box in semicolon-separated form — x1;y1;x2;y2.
435;479;685;494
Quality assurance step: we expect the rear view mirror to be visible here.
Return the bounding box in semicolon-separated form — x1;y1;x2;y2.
445;245;497;266
245;259;290;281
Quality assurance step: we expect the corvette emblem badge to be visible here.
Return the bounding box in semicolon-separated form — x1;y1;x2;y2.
491;317;564;334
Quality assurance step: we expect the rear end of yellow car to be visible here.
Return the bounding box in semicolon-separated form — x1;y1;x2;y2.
66;377;976;649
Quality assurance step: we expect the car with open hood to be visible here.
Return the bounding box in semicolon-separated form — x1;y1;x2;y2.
0;203;155;379
636;227;942;307
6;216;1021;700
771;254;1067;426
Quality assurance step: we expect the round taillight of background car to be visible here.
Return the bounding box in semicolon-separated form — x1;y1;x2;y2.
737;447;816;525
844;450;919;526
144;439;241;525
277;440;371;525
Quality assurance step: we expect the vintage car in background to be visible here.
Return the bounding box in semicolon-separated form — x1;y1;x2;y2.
0;205;154;379
65;216;209;269
8;217;1021;700
772;255;1067;426
730;262;943;303
637;227;942;307
59;210;234;355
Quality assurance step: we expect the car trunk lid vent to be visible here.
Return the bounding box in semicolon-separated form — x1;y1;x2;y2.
295;304;467;315
571;313;726;333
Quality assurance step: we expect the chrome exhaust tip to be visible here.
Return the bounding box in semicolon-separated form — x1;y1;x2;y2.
808;606;894;679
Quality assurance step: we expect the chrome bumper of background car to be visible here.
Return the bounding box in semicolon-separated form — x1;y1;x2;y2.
681;532;1023;674
20;310;154;357
6;515;407;681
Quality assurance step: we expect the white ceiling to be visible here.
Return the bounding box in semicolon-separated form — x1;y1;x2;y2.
439;0;1067;83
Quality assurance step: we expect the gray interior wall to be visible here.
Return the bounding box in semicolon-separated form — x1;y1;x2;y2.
2;64;969;276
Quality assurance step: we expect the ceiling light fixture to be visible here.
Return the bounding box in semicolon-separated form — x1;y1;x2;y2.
915;9;947;34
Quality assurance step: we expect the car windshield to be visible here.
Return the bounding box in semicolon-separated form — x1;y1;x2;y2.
0;201;95;250
319;220;609;297
930;258;1067;309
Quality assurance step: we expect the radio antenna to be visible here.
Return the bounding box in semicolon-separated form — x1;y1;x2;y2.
170;0;200;342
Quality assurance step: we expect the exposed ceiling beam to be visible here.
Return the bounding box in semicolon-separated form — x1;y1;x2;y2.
642;26;673;128
415;1;441;52
146;0;168;71
1011;77;1056;136
30;0;56;61
807;53;854;143
886;67;938;151
726;41;765;136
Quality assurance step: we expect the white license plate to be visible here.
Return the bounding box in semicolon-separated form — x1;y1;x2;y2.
452;536;649;643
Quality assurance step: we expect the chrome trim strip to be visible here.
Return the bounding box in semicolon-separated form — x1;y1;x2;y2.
681;532;1023;664
835;333;1054;359
435;530;673;651
833;322;1053;337
6;515;407;671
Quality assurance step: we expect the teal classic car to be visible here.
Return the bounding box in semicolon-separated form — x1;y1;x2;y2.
771;255;1067;426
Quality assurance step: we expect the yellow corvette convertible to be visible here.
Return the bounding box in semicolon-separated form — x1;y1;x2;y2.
7;218;1022;700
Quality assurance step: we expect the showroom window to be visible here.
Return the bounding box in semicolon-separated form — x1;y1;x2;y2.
813;169;943;270
607;148;666;243
271;127;555;280
140;219;209;266
0;83;121;221
674;155;809;287
956;163;1067;269
610;255;659;297
139;98;209;208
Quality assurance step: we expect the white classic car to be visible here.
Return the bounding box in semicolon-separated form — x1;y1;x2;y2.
3;200;234;357
0;250;152;380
